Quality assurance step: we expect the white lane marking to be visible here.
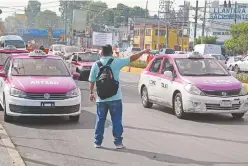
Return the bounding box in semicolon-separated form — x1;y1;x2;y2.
0;124;26;166
121;84;138;88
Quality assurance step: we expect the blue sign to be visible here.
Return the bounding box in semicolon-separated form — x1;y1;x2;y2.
16;28;65;38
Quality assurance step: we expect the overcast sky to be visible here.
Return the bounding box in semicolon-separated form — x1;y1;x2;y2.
1;0;248;20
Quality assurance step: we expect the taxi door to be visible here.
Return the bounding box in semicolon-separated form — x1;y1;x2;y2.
155;58;174;107
0;58;11;103
147;58;163;101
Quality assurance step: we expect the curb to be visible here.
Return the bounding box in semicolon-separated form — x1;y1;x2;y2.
122;66;143;74
0;124;26;166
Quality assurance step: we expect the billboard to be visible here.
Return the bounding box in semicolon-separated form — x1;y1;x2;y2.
92;32;112;46
209;8;248;20
72;9;87;31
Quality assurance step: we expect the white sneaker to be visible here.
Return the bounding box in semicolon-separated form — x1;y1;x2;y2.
94;144;101;148
115;144;126;149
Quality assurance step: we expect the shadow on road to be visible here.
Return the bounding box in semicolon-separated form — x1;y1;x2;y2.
10;110;111;130
101;147;248;166
154;105;248;126
124;125;248;145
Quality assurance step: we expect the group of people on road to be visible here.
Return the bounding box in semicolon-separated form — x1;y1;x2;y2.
89;44;149;149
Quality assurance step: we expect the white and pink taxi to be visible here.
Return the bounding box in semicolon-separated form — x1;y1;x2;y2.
138;52;248;119
0;50;81;123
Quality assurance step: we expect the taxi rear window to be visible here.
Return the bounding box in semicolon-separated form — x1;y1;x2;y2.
11;58;70;76
0;53;9;65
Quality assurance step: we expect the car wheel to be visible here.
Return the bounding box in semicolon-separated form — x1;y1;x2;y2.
234;65;240;73
69;115;80;122
141;86;153;108
173;93;186;119
231;113;245;119
3;95;13;123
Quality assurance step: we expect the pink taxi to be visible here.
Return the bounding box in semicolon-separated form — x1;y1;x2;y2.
0;46;28;70
0;50;81;123
65;52;100;81
138;52;248;119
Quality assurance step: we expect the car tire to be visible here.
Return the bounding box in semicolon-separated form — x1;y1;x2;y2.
141;86;153;108
173;93;186;119
234;65;240;73
231;113;245;119
69;115;80;122
3;95;13;123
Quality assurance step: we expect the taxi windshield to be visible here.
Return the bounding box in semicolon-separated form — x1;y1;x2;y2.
65;47;80;53
11;58;70;76
175;58;230;76
5;40;25;48
0;53;9;65
78;53;99;62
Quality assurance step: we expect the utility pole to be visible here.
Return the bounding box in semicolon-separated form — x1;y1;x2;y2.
234;1;237;24
64;1;67;43
194;0;198;40
201;0;207;44
181;1;185;51
157;11;160;50
142;0;148;49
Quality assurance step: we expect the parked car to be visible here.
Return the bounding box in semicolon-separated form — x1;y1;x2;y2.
159;48;175;54
228;55;248;73
138;52;248;119
226;56;243;70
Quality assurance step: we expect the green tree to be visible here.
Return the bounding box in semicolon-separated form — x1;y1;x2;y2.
25;0;41;28
35;10;62;29
194;36;217;45
224;22;248;54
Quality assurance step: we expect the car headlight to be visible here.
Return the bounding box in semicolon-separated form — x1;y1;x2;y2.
184;84;205;96
10;88;27;98
239;84;248;96
66;88;80;98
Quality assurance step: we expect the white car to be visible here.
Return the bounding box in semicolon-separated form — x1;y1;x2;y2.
0;50;81;122
48;44;65;56
227;56;248;72
138;52;248;119
60;46;81;59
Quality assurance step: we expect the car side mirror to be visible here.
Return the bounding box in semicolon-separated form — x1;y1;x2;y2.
164;71;173;78
72;72;80;80
0;70;6;77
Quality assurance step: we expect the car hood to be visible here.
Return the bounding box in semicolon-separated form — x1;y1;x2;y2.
78;61;94;67
182;76;241;90
9;76;77;93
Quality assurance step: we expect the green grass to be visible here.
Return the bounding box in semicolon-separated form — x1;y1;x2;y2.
235;74;248;84
130;60;149;69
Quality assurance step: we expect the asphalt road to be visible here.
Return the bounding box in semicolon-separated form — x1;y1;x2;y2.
1;72;248;166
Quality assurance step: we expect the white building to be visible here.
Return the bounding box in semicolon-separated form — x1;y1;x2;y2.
207;0;248;44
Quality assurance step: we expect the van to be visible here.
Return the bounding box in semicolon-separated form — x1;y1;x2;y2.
0;35;26;50
194;44;222;55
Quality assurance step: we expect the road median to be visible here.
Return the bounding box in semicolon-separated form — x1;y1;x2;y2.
122;66;143;74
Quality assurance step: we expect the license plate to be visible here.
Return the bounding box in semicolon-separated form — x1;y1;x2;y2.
220;101;232;107
41;102;55;107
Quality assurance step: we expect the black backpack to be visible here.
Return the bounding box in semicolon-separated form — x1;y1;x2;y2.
96;58;119;100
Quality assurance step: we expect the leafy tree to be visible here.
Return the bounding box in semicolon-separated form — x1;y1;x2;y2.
224;22;248;54
194;36;217;45
25;0;41;28
4;16;18;32
35;10;62;29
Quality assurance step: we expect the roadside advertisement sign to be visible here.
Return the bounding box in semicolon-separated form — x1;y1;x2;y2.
209;8;248;20
72;9;87;31
92;32;112;46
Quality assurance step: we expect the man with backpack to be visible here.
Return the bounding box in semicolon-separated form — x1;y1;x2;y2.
89;44;149;149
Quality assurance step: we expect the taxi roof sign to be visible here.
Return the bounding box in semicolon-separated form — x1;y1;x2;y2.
4;45;17;50
187;51;204;59
29;49;47;57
